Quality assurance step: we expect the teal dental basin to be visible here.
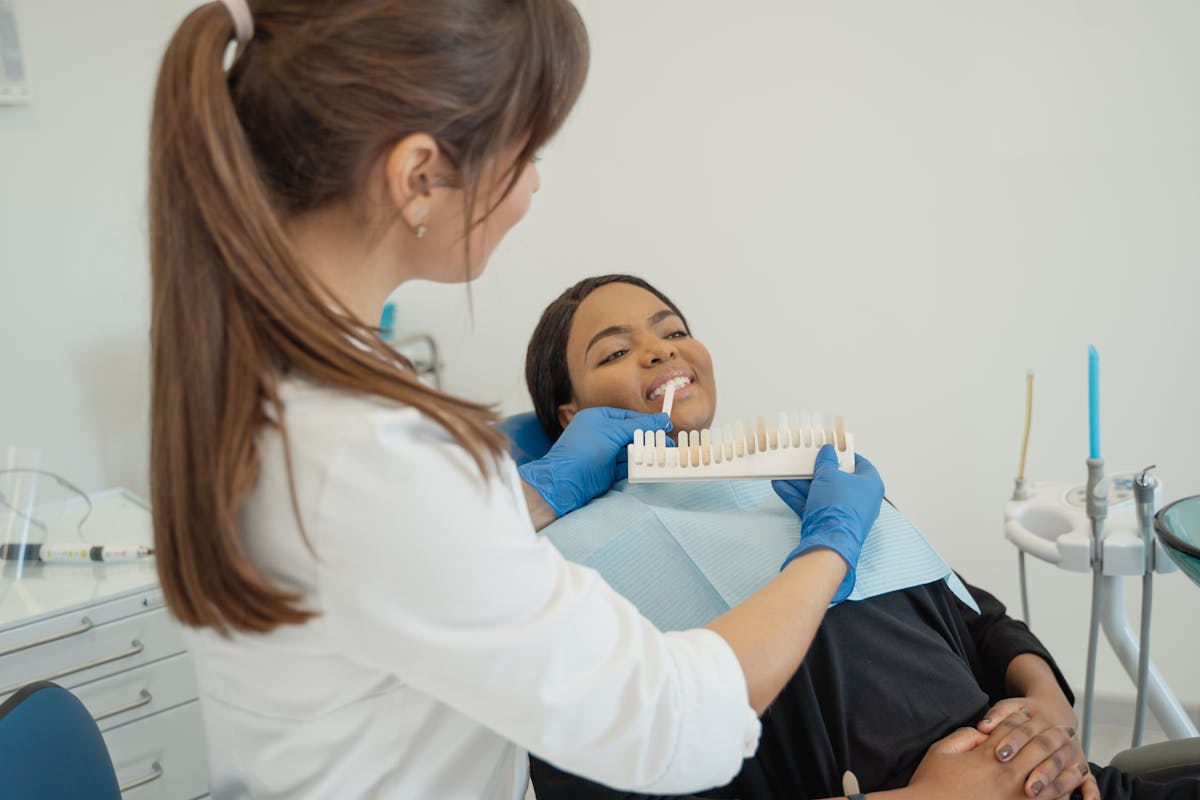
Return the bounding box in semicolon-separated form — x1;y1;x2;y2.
1155;495;1200;588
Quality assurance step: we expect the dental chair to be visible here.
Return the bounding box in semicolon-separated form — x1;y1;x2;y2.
499;411;553;468
498;412;1200;784
0;681;122;799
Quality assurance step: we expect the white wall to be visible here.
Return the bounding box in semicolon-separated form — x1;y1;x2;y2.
3;1;1198;710
0;0;194;490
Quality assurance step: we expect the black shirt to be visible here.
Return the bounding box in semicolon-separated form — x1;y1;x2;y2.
530;577;1074;799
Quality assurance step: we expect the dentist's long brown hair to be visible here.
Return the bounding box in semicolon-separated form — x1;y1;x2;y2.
148;0;587;634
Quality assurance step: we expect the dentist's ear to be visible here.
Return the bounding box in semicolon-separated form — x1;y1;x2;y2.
557;402;578;431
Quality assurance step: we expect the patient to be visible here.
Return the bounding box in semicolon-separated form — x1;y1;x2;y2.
521;275;1200;800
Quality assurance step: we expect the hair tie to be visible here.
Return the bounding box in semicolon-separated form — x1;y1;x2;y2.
219;0;254;45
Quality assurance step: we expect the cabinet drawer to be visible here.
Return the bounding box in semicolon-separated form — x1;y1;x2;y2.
72;653;200;731
0;606;185;698
0;588;165;652
105;700;210;799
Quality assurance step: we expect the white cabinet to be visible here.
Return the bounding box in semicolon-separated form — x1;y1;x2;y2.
0;489;209;798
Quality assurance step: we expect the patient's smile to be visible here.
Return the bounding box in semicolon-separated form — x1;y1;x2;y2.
647;374;693;401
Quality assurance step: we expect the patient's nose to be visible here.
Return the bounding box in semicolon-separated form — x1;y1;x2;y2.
643;340;677;366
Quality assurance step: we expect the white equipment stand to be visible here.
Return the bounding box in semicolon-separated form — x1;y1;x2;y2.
1005;474;1199;745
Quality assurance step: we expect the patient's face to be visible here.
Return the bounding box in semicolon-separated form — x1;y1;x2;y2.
559;283;716;435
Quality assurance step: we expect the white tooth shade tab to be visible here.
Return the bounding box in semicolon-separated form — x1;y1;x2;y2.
628;412;854;483
661;381;677;417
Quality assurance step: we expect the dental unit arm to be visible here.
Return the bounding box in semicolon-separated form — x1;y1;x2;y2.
1004;352;1197;753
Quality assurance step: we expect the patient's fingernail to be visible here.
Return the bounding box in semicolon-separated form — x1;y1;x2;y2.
998;745;1013;760
1079;762;1090;775
982;717;992;725
1031;780;1044;796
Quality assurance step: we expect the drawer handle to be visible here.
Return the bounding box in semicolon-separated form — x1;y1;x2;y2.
94;689;153;722
119;761;163;793
0;617;94;659
0;639;145;695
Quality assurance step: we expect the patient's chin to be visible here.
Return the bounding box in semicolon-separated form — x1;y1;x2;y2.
670;409;716;435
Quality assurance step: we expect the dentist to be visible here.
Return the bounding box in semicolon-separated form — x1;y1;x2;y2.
147;2;882;798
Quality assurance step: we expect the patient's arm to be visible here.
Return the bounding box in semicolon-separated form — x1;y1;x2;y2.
956;577;1099;799
955;576;1073;705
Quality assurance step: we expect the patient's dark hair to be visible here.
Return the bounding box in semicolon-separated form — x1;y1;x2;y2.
525;274;690;441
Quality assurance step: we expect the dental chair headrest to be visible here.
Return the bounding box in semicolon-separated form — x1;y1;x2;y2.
498;411;553;466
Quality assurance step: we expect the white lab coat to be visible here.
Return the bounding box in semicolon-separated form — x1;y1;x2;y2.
182;378;760;799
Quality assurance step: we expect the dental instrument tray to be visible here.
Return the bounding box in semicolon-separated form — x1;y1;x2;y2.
628;412;854;483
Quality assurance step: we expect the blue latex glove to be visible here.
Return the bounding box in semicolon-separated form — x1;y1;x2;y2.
518;407;672;518
772;444;884;603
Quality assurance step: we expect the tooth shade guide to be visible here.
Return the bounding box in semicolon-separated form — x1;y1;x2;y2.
633;429;645;464
628;412;856;482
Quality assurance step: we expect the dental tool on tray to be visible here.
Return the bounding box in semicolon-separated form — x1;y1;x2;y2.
629;384;855;482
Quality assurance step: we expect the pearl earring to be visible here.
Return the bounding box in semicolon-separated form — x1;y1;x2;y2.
412;206;428;239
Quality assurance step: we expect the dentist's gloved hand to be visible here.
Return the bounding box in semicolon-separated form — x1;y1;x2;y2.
772;444;884;603
518;407;672;518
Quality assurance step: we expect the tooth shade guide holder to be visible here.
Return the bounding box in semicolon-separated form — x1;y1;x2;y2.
629;413;854;482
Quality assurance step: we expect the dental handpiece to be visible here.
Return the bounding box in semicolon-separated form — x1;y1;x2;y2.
1081;456;1107;757
1131;466;1157;747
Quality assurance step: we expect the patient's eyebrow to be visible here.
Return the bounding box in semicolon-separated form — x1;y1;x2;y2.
583;309;681;358
584;324;632;358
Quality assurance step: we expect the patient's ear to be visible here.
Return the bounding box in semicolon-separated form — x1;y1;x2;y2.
557;402;578;431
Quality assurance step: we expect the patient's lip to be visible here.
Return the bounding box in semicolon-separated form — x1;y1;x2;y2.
646;369;694;400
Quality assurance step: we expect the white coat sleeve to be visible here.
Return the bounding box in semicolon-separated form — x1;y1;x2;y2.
312;413;761;794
